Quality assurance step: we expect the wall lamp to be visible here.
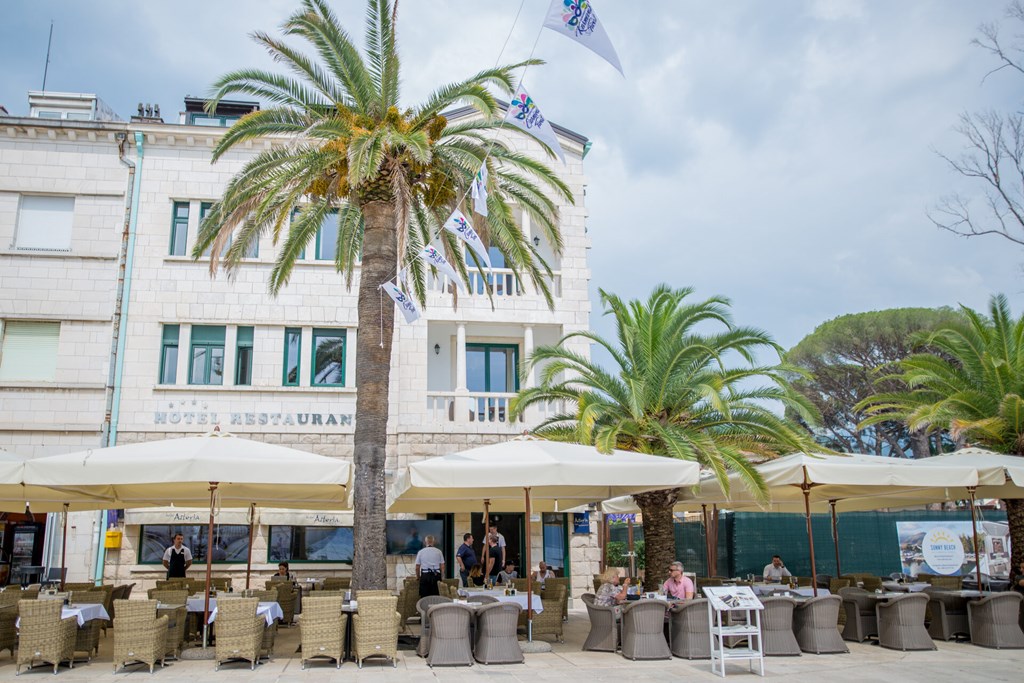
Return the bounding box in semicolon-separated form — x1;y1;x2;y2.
532;235;540;247
434;343;441;355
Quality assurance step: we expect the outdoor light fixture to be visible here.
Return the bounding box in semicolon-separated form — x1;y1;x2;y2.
434;343;440;355
532;236;540;247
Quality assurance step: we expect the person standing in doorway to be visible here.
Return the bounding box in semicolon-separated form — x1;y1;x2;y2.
456;533;478;588
415;535;445;597
162;533;193;579
488;523;507;570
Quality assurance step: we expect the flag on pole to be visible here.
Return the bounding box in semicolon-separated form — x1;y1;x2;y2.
543;0;624;76
418;245;464;290
443;209;492;269
381;281;421;324
504;84;565;163
471;161;488;217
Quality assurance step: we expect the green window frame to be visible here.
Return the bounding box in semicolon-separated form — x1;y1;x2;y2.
137;524;249;564
189;113;241;127
189;325;226;385
311;328;346;386
315;210;339;261
159;324;180;384
283;327;301;386
267;526;354;563
465;343;520;393
542;513;571;575
169;202;189;256
235;326;254;386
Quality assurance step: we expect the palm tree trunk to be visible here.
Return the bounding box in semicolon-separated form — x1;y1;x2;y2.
351;200;396;590
1005;498;1024;573
633;488;680;589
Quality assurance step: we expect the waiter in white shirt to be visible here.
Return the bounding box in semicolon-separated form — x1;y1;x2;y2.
415;535;445;597
762;555;792;582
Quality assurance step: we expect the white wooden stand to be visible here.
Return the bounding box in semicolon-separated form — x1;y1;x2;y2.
703;586;765;678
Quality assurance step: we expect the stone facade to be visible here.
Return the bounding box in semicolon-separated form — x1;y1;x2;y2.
0;93;597;599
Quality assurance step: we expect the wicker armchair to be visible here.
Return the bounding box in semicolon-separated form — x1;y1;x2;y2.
620;600;671;660
112;599;168;674
581;593;618;652
214;598;264;671
155;579;187;591
669;599;710;659
440;578;459;593
0;604;17;658
760;596;801;656
793;595;848;654
918;573;963;590
322;577;351;591
157;604;187;660
354;589;393;599
63;582;95;593
425;603;475;667
876;594;935;651
829;578;851;594
795;576;814;587
148;588;188;605
70;591;106;660
543;577;570;621
511;578;541;594
251;589;278;603
839;587;878;642
416;595;452;657
210;577;232;592
475;603;523;664
352;594;400;668
529;584;566;643
16;599;77;675
300;596;348;670
924;588;970;641
968;592;1024;649
268;582;297;626
860;576;884;592
22;585;41;601
466;595;498;605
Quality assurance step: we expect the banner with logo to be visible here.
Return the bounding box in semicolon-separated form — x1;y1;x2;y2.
471;161;489;217
543;0;624;75
418;245;463;290
896;520;1011;578
443;209;492;269
504;84;566;162
381;281;421;324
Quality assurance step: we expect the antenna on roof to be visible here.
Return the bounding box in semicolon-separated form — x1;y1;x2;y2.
41;20;54;91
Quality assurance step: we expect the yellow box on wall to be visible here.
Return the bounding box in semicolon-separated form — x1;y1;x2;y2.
104;529;122;549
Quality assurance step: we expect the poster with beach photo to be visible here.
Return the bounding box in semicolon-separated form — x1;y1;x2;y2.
896;520;1012;578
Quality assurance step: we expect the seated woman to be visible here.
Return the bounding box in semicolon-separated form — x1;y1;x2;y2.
274;561;293;581
595;567;630;615
468;563;486;587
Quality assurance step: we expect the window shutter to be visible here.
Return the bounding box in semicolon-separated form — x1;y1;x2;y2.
0;321;60;381
16;196;74;251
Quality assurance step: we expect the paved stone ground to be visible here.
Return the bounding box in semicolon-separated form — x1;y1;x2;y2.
10;609;1024;682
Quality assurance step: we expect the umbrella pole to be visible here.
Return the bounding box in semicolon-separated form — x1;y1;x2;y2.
482;499;490;584
802;484;818;597
968;487;983;591
203;482;218;648
711;505;719;577
627;516;635;579
524;487;533;642
830;500;841;577
60;503;68;590
701;504;711;578
245;503;256;590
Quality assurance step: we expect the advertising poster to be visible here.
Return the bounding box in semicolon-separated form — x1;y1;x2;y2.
896;520;1011;578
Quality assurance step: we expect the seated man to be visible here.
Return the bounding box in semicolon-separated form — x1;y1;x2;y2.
762;555;792;583
662;561;694;599
497;561;518;585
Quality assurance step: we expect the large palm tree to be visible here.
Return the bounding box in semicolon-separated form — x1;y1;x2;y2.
858;294;1024;571
511;286;817;586
193;0;572;589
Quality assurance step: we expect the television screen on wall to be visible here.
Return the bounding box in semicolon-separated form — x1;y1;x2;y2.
386;519;444;555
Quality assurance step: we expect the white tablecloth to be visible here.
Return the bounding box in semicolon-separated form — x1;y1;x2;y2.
16;603;109;628
881;581;930;593
462;590;544;613
752;585;827;598
186;598;283;626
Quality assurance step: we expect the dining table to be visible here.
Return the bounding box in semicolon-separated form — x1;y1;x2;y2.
185;597;283;626
15;602;109;628
460;589;544;613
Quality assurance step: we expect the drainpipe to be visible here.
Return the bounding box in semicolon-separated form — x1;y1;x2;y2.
93;129;144;584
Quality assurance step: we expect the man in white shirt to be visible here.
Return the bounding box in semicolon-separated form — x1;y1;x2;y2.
762;555;792;582
162;533;193;579
488;524;506;569
415;535;445;597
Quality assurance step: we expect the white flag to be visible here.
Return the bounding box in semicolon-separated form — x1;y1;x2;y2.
471;161;488;217
543;0;624;76
443;209;492;269
418;245;464;290
504;84;565;163
381;281;421;324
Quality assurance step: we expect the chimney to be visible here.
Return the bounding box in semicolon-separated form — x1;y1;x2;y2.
130;102;164;124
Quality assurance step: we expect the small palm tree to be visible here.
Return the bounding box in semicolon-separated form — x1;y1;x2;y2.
511;286;817;585
858;294;1024;571
193;0;572;588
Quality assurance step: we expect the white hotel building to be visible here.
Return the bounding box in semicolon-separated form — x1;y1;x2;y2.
0;91;598;597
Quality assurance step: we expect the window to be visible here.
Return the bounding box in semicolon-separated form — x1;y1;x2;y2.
189;326;225;385
138;525;249;564
268;526;353;563
466;343;519;393
0;321;59;381
35;111;62;119
283;328;301;386
16;195;74;251
311;328;345;386
199;201;257;258
159;324;180;384
235;326;254;386
189;113;241;127
169;202;189;256
315;211;338;261
542;513;569;574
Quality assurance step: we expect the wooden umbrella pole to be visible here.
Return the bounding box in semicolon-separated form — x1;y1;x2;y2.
524;487;533;642
627;516;635;579
830;500;841;577
60;503;68;590
802;484;818;597
482;499;490;583
968;487;983;591
203;482;218;647
245;503;256;589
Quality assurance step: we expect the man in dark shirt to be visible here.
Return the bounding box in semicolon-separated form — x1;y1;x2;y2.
455;533;477;588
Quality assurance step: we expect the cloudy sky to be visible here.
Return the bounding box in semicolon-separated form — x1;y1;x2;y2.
2;0;1022;352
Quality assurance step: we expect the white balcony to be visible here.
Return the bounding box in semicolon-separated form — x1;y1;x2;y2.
426;391;565;428
427;269;562;299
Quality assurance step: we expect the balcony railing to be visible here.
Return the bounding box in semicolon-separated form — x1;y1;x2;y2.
426;391;565;426
427;268;562;299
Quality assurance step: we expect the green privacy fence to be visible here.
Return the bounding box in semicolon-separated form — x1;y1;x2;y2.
609;509;1007;579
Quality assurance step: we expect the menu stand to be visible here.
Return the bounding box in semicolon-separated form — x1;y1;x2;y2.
703;586;765;678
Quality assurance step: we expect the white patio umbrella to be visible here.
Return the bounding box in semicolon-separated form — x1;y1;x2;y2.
23;430;352;639
389;436;701;639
